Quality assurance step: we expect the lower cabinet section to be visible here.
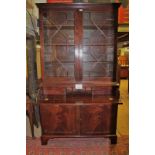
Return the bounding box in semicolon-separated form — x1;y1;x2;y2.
39;103;118;145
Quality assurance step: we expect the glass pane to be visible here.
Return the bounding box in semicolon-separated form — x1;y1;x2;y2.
83;62;113;77
82;12;114;78
42;11;75;77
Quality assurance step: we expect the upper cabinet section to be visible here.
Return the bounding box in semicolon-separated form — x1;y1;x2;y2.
37;3;120;82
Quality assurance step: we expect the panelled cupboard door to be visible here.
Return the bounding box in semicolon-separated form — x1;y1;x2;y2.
40;104;78;135
80;105;112;135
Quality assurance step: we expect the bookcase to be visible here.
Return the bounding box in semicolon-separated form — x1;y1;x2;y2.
37;3;121;145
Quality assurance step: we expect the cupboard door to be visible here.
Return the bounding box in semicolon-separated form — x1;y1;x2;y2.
41;10;75;78
82;11;115;79
40;104;78;135
80;105;113;135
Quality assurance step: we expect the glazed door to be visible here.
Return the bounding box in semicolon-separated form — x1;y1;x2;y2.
40;10;76;79
40;9;84;81
82;10;115;80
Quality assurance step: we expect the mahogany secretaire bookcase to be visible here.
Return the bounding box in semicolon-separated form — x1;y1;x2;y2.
37;3;121;145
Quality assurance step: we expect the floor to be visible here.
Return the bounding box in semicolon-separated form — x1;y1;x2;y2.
26;136;129;155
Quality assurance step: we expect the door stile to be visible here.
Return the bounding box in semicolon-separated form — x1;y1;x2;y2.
74;10;83;82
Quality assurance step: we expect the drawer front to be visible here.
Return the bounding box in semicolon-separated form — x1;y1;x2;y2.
40;104;78;135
